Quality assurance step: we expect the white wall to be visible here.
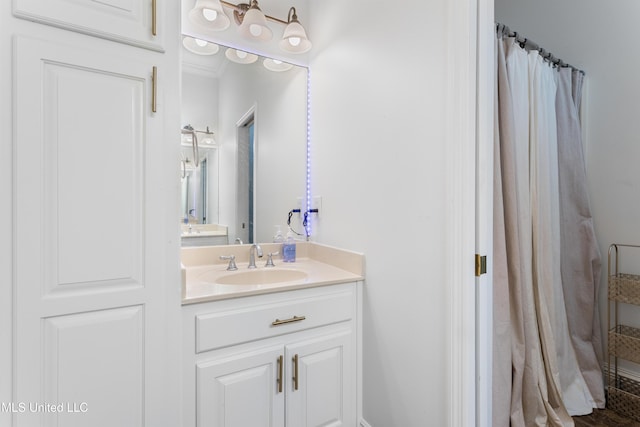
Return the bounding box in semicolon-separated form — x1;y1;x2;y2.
495;0;640;376
181;69;219;134
308;0;460;425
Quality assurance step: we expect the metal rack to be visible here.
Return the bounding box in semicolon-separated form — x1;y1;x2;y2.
607;243;640;421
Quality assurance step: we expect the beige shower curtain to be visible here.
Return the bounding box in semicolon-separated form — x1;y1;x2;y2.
493;25;604;427
556;67;605;410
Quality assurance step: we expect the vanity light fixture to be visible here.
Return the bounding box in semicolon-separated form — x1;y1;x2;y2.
225;48;258;64
263;58;293;72
181;125;217;172
237;0;272;41
279;8;312;54
182;36;220;55
189;0;231;31
199;126;217;146
188;0;312;53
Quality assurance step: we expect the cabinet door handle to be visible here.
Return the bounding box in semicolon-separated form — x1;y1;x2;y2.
151;66;157;113
271;315;305;326
292;354;299;390
152;0;157;36
277;355;283;393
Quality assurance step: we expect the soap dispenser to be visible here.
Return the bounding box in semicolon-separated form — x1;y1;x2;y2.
282;229;296;262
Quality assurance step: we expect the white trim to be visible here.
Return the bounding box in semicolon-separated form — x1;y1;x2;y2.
475;0;495;426
356;281;364;425
1;5;14;426
235;104;258;244
446;0;478;425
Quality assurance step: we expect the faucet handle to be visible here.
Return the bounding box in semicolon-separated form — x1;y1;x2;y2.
219;255;238;271
265;252;279;267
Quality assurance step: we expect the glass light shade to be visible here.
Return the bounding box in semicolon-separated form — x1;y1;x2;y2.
263;58;293;72
181;133;194;146
238;7;272;41
188;0;230;31
200;136;217;146
182;36;220;55
225;48;258;64
279;21;311;53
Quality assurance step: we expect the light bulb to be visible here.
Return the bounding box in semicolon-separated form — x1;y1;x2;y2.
194;39;208;47
288;37;301;47
273;60;282;65
249;24;263;37
202;8;218;21
236;50;247;59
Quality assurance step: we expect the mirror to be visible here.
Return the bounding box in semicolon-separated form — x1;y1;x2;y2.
180;37;308;246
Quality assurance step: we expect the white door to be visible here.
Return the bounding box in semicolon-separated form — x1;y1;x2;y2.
196;346;285;427
13;0;164;51
285;330;354;427
14;35;176;426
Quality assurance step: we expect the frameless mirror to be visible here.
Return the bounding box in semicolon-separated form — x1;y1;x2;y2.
181;36;308;246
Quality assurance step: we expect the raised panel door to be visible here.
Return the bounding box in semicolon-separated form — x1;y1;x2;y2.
14;34;175;426
14;0;164;51
196;346;285;427
42;307;144;427
285;330;354;427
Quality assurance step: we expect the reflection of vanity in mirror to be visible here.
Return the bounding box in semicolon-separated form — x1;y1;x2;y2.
180;35;308;246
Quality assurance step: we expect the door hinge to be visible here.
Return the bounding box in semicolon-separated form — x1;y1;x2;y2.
475;254;487;277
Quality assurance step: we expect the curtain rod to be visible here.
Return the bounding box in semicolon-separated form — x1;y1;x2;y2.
496;23;585;75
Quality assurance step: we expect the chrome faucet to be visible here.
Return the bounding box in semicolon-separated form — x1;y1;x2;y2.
248;244;263;269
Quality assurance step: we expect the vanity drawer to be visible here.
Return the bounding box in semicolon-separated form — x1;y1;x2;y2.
195;286;355;353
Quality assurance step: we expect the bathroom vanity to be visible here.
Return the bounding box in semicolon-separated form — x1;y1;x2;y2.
181;224;229;247
181;242;364;427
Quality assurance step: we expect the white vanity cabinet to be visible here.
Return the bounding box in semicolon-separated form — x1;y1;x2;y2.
13;0;164;51
183;282;360;427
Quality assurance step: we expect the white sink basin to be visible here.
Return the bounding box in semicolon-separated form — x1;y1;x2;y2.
200;268;308;286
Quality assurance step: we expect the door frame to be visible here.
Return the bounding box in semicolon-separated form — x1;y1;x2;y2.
475;0;495;425
445;0;494;426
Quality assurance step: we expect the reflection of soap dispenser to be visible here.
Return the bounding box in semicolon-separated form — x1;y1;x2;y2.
273;225;284;244
282;229;296;262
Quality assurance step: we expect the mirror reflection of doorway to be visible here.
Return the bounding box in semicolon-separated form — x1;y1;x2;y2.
237;109;255;244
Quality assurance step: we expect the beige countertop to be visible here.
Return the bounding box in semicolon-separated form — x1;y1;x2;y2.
180;223;228;238
181;242;364;304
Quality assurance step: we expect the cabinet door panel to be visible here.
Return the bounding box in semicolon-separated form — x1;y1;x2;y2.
197;346;285;427
286;330;354;427
14;0;163;51
14;35;173;426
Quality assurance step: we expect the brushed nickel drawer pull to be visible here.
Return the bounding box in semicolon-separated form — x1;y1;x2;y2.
152;0;157;36
271;315;306;326
151;66;158;113
277;355;283;393
293;354;299;390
